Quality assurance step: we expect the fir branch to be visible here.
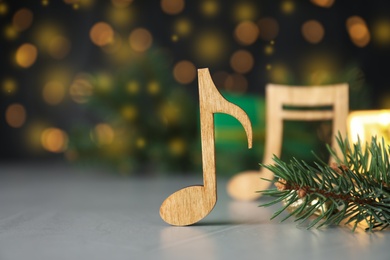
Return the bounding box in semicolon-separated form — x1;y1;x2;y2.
259;134;390;231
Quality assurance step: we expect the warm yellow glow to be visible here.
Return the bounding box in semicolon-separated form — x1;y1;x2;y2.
224;73;248;93
111;0;133;8
129;28;153;52
233;2;257;21
43;81;66;105
161;0;184;15
42;0;49;6
346;16;370;47
230;50;254;74
373;19;390;45
258;17;279;41
69;74;93;103
121;105;137;121
4;25;19;40
15;43;38;68
0;2;8;15
126;81;139;94
268;63;290;84
234;21;259;45
93;123;115;145
147;81;160;95
200;0;219;17
173;60;196;84
173;18;192;37
281;0;295;14
107;6;133;26
89;22;114;46
136;137;146;149
348;110;390;146
41;127;68;153
264;44;274;55
102;32;122;54
48;36;71;59
5;103;26;128
301;20;325;44
13;8;33;31
310;0;334;8
194;30;226;64
169;138;186;156
2;78;17;95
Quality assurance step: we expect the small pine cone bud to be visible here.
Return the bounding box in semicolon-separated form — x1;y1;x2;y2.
297;188;306;198
275;178;287;191
330;162;342;174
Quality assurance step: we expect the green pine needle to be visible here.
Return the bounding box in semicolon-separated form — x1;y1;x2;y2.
259;133;390;232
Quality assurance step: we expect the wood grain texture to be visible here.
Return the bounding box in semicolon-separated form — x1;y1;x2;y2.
227;84;349;201
160;68;252;226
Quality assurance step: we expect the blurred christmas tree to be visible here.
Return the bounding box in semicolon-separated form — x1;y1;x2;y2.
66;49;198;175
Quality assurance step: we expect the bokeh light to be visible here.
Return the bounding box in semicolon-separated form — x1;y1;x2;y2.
194;30;227;64
126;81;140;94
173;60;196;84
346;16;370;47
69;73;94;103
147;81;160;95
233;2;257;21
90;22;114;47
107;5;133;26
48;35;71;59
173;18;192;37
5;103;27;128
258;17;279;41
15;43;38;68
310;0;335;8
2;78;18;95
0;2;8;15
129;28;153;52
169;138;186;156
4;25;19;40
373;19;390;46
224;73;248;93
234;21;259;45
121;105;138;121
12;8;34;31
161;0;184;15
41;127;68;153
268;63;291;84
264;44;274;55
200;0;219;17
212;71;229;89
281;0;295;14
92;123;115;146
42;81;66;105
230;50;254;74
301;20;325;44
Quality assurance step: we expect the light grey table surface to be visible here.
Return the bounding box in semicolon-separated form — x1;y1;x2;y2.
0;163;389;260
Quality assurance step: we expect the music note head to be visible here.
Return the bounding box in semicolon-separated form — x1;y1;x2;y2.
159;185;216;226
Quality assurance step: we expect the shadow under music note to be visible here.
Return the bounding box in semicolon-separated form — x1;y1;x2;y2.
159;68;253;226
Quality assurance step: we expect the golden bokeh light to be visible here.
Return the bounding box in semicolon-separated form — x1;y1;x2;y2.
281;0;295;14
5;103;26;128
258;17;279;41
200;0;219;17
373;19;390;46
173;60;196;84
160;102;180;125
69;74;93;103
111;0;133;8
173;18;192;37
93;123;115;146
230;50;254;74
194;30;226;64
136;137;146;149
234;21;259;45
108;6;133;26
48;35;71;59
126;81;140;94
4;25;19;40
41;127;68;153
233;2;257;21
301;20;325;44
43;81;66;105
346;16;370;47
2;78;18;95
224;73;248;93
129;28;153;52
42;0;49;6
15;43;38;68
101;32;122;54
90;22;114;46
268;63;291;84
264;44;274;55
310;0;335;8
0;2;8;15
161;0;184;15
169;138;186;156
147;81;160;95
121;105;138;121
13;8;33;32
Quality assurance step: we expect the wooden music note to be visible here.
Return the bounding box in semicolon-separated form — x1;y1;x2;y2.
159;68;253;226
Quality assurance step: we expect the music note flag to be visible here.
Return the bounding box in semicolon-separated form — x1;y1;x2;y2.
160;68;253;226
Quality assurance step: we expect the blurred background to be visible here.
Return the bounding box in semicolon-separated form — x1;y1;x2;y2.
0;0;389;176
